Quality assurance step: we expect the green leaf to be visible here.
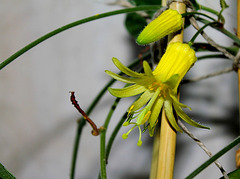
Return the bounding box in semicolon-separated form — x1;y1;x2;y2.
219;168;240;179
125;13;147;39
0;163;16;179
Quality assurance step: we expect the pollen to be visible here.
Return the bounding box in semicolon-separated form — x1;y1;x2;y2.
128;105;134;114
122;133;128;139
149;81;162;91
143;111;151;123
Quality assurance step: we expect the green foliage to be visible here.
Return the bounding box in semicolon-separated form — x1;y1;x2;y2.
220;0;229;9
186;136;240;179
220;168;240;179
218;0;229;23
1;2;240;179
189;0;200;10
128;0;160;6
0;163;16;179
125;0;162;39
125;13;147;39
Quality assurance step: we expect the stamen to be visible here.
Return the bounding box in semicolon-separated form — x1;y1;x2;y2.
143;111;151;123
123;122;129;126
137;125;142;146
149;81;163;91
143;123;150;133
122;133;128;139
122;124;137;139
126;112;134;122
128;105;134;114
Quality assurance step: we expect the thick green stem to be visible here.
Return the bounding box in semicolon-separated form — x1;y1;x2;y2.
0;5;160;71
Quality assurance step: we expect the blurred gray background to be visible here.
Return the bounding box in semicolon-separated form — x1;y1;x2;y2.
0;0;239;178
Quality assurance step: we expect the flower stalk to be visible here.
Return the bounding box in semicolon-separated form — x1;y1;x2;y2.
150;1;186;179
236;0;240;169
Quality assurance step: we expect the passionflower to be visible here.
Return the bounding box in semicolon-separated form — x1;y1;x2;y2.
106;42;209;146
137;9;183;45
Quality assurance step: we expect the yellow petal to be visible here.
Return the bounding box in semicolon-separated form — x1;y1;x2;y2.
153;42;197;90
136;9;183;45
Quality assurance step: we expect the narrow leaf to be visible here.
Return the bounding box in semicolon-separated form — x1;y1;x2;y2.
220;168;240;179
0;163;16;179
186;136;240;179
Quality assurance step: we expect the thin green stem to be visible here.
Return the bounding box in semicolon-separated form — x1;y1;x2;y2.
70;119;85;179
182;12;216;21
197;17;240;46
197;54;227;60
199;4;225;23
98;112;127;179
192;43;239;56
0;5;160;71
70;54;149;179
188;22;218;46
200;5;219;16
185;136;240;179
100;98;121;179
105;112;127;163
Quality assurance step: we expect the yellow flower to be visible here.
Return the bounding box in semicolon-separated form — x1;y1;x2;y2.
106;42;209;146
137;9;183;45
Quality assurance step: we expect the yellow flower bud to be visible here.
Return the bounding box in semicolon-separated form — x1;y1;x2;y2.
153;42;197;91
136;9;183;45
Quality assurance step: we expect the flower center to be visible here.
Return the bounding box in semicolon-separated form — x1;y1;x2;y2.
148;81;168;98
